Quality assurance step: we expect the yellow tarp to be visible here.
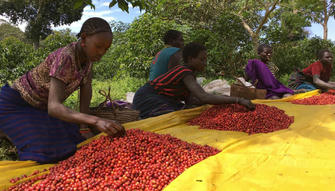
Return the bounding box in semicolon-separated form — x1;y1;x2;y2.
2;90;335;191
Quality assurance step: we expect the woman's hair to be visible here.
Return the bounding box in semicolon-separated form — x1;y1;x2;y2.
317;49;331;60
257;44;272;54
182;42;206;63
77;17;112;38
163;30;182;45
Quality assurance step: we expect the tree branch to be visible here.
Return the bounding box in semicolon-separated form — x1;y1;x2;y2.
255;0;279;35
255;0;266;9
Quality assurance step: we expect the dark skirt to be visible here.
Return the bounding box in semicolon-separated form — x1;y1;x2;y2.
132;83;184;119
0;84;84;163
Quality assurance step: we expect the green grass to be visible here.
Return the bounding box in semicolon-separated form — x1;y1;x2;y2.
0;138;18;161
64;76;147;110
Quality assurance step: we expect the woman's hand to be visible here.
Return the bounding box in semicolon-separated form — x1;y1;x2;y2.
94;118;126;137
237;98;256;110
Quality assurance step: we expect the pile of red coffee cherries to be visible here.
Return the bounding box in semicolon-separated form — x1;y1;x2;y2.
292;90;335;105
189;104;294;134
8;129;219;191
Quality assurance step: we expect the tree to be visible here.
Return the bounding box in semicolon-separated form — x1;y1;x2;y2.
0;22;25;41
148;0;281;51
148;0;229;28
0;0;86;48
263;4;310;44
74;0;152;13
227;0;281;50
188;12;253;77
294;0;335;40
40;29;77;52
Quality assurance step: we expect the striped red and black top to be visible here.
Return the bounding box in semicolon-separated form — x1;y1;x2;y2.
150;65;194;101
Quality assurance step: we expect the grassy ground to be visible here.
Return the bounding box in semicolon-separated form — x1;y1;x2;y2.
0;138;18;160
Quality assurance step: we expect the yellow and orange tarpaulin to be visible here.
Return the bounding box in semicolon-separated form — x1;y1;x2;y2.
2;89;335;191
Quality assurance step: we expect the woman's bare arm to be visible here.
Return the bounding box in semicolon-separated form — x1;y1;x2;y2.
183;75;255;110
313;75;335;89
48;77;125;136
79;71;92;114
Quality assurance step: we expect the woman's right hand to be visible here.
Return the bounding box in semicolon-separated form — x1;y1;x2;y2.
238;98;256;110
94;118;126;137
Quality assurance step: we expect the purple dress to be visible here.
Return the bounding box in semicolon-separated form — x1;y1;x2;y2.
245;59;293;98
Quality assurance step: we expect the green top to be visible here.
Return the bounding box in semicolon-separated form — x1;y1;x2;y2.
149;47;180;81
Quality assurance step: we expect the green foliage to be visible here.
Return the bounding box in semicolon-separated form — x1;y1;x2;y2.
0;23;25;41
0;0;86;47
188;12;253;77
0;37;35;84
64;77;146;109
74;0;151;13
0;30;76;84
110;20;130;34
149;0;227;28
40;29;77;52
0;138;17;161
93;21;129;80
264;8;310;44
279;73;290;86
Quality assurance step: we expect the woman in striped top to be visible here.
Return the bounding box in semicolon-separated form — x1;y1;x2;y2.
133;42;255;119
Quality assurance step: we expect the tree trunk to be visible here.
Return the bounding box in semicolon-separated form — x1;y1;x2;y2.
33;40;40;49
323;19;328;40
252;34;259;53
322;0;328;40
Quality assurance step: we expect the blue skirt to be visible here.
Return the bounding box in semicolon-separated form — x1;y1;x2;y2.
132;83;184;119
0;84;84;163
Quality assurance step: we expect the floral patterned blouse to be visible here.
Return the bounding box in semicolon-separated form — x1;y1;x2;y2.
13;42;92;110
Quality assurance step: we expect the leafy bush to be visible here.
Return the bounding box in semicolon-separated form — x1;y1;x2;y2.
40;29;77;52
0;30;76;84
0;37;35;84
189;12;253;77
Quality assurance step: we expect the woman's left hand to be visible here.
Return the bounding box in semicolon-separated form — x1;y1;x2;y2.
238;98;256;111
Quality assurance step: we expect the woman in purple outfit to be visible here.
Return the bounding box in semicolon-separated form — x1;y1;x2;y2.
245;44;294;99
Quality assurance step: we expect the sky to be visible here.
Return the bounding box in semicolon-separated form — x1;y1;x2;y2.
0;0;335;41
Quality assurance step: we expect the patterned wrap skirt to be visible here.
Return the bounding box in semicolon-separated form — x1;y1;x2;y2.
0;84;84;163
132;83;184;119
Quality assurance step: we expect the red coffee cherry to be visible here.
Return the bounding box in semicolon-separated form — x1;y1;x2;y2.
188;104;294;134
292;90;335;105
8;129;219;191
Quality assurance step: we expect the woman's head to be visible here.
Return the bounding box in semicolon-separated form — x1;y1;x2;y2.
163;30;184;48
318;49;333;65
257;44;272;63
77;17;113;62
183;42;207;72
